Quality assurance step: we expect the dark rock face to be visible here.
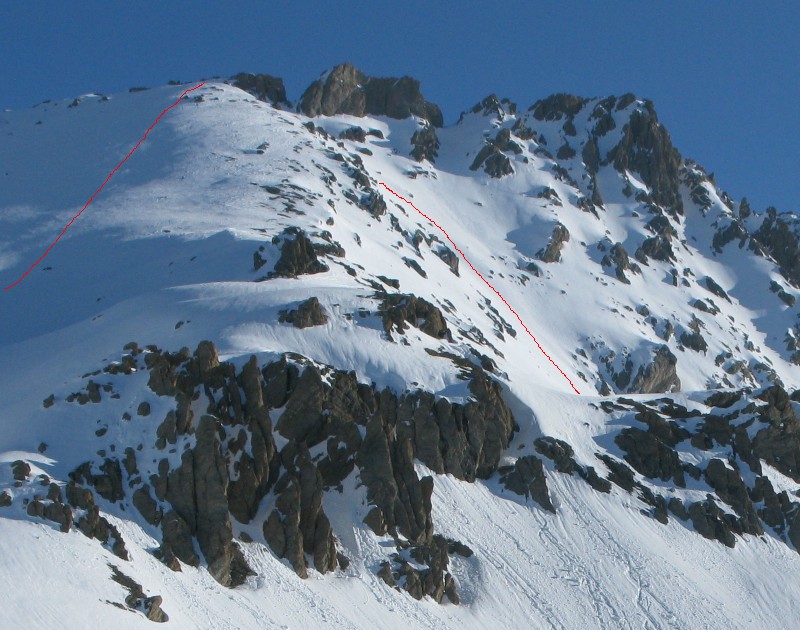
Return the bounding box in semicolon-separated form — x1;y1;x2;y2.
601;242;641;283
687;497;736;548
500;456;555;512
299;63;443;127
269;228;329;278
712;219;748;253
410;124;440;162
530;94;588;121
264;445;337;577
159;510;199;569
703;276;730;302
753;214;800;287
629;345;680;394
594;391;800;552
379;294;452;340
62;482;129;559
609;105;683;214
435;245;459;276
538;223;570;263
616;428;685;486
70;459;125;503
110;565;169;623
469;128;521;178
361;191;387;217
387;534;459;603
483;153;513;178
123;341;512;600
635;235;675;263
231;72;288;105
582;137;601;174
279;297;329;328
402;256;428;278
704;459;762;535
11;460;30;481
190;415;253;587
466;94;516;120
27;497;73;533
534;437;576;474
339;126;367;142
680;330;708;354
752;385;800;481
556;143;576;160
769;280;796;307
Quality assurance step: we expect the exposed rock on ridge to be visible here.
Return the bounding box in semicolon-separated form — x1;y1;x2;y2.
299;63;443;127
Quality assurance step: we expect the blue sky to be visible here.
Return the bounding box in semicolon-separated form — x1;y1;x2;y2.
2;1;797;213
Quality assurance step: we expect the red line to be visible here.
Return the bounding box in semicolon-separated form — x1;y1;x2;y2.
379;182;581;395
3;81;206;291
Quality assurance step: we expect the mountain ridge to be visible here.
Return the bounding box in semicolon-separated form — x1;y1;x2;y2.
1;67;800;628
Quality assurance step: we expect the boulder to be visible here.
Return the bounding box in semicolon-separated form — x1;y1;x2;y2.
11;460;30;481
380;294;451;341
279;297;329;329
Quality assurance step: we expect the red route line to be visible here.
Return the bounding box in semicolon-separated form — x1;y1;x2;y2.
379;182;581;395
3;81;206;291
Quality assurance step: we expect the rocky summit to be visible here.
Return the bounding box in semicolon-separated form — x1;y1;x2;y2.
1;64;800;628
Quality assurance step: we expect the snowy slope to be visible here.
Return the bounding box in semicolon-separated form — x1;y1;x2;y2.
1;76;800;628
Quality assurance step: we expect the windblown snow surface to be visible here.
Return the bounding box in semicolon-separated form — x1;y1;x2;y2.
1;82;799;628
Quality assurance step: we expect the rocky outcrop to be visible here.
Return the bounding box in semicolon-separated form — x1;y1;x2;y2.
62;481;129;559
361;191;387;217
114;341;513;600
435;245;459;276
687;496;737;547
704;459;762;535
500;455;555;512
264;445;338;577
268;228;329;278
378;534;458;603
231;72;288;105
299;63;443;127
615;428;685;486
410;124;440;162
601;242;641;283
703;276;730;302
629;345;680;394
608;104;683;214
109;565;169;622
469;128;521;178
538;223;570;263
11;460;30;481
753;213;800;287
379;294;452;340
680;329;708;354
529;94;588;121
635;235;675;263
465;94;516;120
751;385;800;481
279;297;328;328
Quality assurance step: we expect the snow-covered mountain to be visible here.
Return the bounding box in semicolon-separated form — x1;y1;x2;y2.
2;64;800;628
